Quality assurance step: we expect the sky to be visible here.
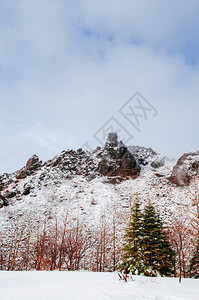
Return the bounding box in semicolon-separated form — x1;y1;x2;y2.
0;0;199;173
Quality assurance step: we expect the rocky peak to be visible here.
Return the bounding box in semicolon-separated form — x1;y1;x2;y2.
97;133;141;180
105;132;118;149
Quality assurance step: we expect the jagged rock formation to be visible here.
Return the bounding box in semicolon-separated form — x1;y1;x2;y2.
105;132;118;148
16;154;42;179
169;150;199;186
0;133;198;211
45;148;97;178
128;145;157;166
128;145;166;169
24;133;140;181
0;133;142;205
97;133;140;180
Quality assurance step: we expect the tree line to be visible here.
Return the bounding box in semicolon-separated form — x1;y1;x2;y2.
0;194;198;278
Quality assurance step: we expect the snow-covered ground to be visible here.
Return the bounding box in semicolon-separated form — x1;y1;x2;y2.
0;272;198;300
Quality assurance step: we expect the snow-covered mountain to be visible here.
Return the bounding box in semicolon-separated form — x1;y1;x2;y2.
0;133;198;271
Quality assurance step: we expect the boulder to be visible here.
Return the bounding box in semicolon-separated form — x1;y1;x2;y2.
151;157;165;169
169;150;199;186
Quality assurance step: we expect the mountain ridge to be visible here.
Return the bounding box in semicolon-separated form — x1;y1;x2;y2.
0;132;198;208
0;133;198;271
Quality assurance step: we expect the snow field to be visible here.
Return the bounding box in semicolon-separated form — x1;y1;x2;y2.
0;271;198;300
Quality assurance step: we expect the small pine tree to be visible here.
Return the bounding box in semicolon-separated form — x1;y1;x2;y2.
118;198;144;274
189;238;199;278
141;202;176;277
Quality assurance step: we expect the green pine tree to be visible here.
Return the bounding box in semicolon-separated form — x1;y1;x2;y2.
118;197;144;274
141;202;176;277
189;238;199;278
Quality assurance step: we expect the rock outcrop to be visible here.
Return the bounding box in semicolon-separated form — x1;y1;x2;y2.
26;155;42;172
16;155;42;179
169;150;199;186
0;132;198;214
0;194;8;208
45;133;141;181
128;145;157;166
97;133;141;179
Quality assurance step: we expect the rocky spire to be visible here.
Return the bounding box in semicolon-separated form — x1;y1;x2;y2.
97;132;141;181
105;132;118;149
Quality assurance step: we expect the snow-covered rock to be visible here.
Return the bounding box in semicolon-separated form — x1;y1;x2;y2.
169;150;199;186
97;132;141;181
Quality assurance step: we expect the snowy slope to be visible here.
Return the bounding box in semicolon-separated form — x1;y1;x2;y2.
0;134;198;271
0;149;196;231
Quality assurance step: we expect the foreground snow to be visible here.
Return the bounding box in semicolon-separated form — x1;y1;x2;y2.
0;272;198;300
